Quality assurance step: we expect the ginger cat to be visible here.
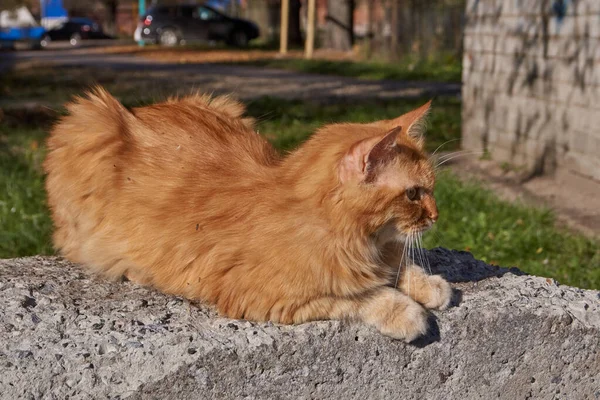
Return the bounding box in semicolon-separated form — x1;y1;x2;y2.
44;88;451;341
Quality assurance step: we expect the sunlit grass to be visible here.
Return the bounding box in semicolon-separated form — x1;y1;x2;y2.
246;96;461;153
425;172;599;289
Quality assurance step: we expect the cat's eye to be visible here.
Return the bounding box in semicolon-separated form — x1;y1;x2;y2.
406;187;419;201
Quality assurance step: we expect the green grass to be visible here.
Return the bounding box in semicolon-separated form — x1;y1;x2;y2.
0;80;597;288
246;97;461;153
0;125;53;257
425;172;599;289
233;56;462;83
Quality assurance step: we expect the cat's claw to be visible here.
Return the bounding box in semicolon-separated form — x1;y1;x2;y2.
423;275;452;310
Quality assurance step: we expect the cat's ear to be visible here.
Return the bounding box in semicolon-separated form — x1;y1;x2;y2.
339;127;401;183
387;100;432;148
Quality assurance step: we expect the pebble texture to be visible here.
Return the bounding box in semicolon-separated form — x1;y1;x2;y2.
1;249;599;399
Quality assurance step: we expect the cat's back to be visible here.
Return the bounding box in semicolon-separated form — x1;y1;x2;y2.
45;89;277;196
44;88;278;274
132;94;277;172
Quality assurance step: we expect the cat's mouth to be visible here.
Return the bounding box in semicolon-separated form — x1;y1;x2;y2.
413;222;434;233
375;220;434;245
400;220;434;236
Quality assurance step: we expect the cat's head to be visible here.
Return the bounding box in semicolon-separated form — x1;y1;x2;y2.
331;101;437;242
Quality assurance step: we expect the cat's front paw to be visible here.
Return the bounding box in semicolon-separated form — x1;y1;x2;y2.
422;275;452;310
378;298;428;342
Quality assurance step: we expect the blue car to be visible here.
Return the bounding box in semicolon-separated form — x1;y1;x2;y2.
0;25;47;49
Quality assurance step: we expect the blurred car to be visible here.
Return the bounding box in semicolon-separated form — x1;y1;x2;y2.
0;26;46;49
134;4;259;47
0;6;46;50
41;18;113;47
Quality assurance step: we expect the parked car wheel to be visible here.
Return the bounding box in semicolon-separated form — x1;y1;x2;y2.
69;33;81;46
159;29;179;47
39;34;51;49
230;30;249;47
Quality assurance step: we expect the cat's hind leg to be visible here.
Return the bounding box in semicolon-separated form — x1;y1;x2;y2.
397;265;452;310
292;287;428;342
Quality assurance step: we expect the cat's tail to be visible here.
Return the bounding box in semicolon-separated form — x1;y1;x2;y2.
44;86;134;275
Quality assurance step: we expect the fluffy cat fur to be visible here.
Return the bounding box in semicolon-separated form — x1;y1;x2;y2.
44;87;452;341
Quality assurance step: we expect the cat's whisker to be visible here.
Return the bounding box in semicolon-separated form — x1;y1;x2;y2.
418;234;432;275
436;148;482;158
401;231;410;294
415;233;434;292
414;233;422;262
253;111;275;123
428;228;475;269
438;148;485;158
434;150;486;170
429;229;446;249
408;230;417;299
394;233;409;289
420;235;436;291
435;149;484;163
428;138;462;161
406;231;414;296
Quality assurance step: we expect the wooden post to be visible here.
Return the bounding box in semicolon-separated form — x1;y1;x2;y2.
280;0;290;55
304;0;316;59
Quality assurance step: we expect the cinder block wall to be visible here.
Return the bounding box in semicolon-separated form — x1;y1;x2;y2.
462;0;600;181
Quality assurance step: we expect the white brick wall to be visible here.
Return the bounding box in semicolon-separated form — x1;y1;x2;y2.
462;0;600;181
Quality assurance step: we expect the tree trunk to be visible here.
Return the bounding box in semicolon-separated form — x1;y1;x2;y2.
324;0;355;51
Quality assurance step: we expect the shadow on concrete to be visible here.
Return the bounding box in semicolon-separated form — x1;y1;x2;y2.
407;247;522;347
411;314;441;347
424;247;525;284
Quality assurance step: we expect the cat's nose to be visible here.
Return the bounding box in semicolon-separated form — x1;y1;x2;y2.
428;210;438;223
422;195;438;223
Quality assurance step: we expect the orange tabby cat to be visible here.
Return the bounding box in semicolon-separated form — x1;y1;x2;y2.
44;87;451;341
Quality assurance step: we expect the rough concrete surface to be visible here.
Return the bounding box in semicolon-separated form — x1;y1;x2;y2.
0;249;599;400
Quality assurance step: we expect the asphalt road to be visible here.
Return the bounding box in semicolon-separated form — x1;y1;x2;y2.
1;44;461;103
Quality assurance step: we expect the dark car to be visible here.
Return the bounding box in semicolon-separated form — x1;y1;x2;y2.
41;18;112;47
134;5;259;47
